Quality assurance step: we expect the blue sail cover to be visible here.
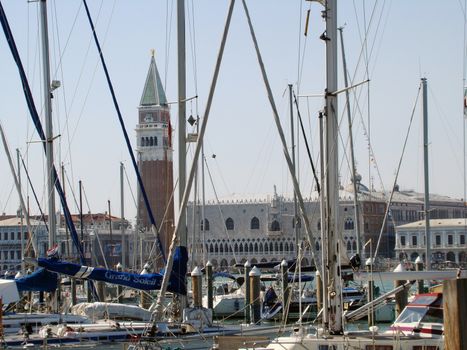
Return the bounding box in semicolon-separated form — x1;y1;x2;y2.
38;246;188;295
15;268;58;293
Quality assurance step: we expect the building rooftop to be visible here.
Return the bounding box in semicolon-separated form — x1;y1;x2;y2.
0;217;45;227
397;218;467;229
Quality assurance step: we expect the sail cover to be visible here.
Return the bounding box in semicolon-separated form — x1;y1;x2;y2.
15;268;58;293
37;246;188;295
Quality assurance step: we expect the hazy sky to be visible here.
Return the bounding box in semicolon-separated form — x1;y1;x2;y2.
0;1;465;225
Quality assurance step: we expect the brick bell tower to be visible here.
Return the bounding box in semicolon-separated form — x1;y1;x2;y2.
136;52;174;263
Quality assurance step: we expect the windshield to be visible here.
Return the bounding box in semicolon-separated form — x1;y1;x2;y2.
394;307;426;324
394;306;443;324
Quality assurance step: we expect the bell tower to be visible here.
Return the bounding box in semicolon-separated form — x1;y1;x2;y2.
136;53;174;261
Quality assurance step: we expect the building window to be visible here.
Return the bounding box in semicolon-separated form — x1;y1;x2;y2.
400;236;406;246
10;232;14;240
344;218;354;230
17;232;21;240
3;233;6;241
270;220;281;231
9;251;14;260
448;235;453;245
250;217;260;230
200;219;210;231
435;235;441;246
412;236;417;247
317;221;321;230
460;235;466;245
225;218;234;230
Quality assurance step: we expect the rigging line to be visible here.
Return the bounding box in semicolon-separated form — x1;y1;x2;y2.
81;0;166;263
297;0;312;92
146;178;179;265
122;164;138;209
61;0;112;165
187;0;199;97
0;2;90;268
374;84;422;259
428;87;463;176
296;0;303;93
293;91;320;194
203;156;239;266
51;0;84;187
19;152;49;233
1;182;14;218
164;0;174;91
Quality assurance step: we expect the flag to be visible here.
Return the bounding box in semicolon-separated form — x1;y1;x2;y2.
46;244;59;259
464;87;467;119
168;119;172;147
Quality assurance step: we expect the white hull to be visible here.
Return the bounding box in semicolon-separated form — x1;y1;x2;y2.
249;331;444;350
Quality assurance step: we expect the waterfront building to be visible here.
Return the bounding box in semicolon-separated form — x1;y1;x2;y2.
395;218;467;267
186;177;466;269
0;216;47;272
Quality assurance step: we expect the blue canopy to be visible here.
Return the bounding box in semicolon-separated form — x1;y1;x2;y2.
38;246;188;295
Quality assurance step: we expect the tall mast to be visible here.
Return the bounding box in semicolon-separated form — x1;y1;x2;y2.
422;78;431;269
177;0;187;312
289;84;299;245
39;0;56;249
324;0;342;334
177;0;187;248
338;27;361;257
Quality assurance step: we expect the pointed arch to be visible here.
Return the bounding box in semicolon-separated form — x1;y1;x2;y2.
250;217;260;229
226;217;234;230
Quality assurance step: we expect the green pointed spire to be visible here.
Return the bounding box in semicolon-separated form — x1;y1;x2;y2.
140;54;167;106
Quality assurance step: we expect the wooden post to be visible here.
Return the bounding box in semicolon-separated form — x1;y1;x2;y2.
71;277;77;306
316;270;322;313
249;266;261;324
366;259;375;326
116;262;123;303
415;256;424;294
244;260;251;324
393;263;408;317
191;266;203;307
206;261;213;310
97;281;105;302
140;263;151;309
281;259;289;322
443;278;467;350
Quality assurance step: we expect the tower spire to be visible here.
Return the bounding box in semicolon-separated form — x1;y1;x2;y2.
140;55;167;106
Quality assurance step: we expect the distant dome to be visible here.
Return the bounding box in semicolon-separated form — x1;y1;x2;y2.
345;174;369;193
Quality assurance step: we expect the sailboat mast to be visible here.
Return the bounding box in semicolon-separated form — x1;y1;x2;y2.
289;84;299;244
324;0;343;334
338;27;361;258
177;0;188;312
120;162;126;268
39;0;56;249
422;77;431;269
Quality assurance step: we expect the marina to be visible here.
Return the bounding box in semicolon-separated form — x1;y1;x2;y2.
0;0;466;349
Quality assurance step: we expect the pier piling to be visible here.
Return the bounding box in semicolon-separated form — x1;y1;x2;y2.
250;266;261;324
443;278;467;350
244;260;251;323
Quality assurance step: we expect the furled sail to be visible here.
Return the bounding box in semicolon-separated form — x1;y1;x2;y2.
37;246;188;295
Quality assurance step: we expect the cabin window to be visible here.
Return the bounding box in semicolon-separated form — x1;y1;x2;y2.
225;218;234;230
250;217;259;230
